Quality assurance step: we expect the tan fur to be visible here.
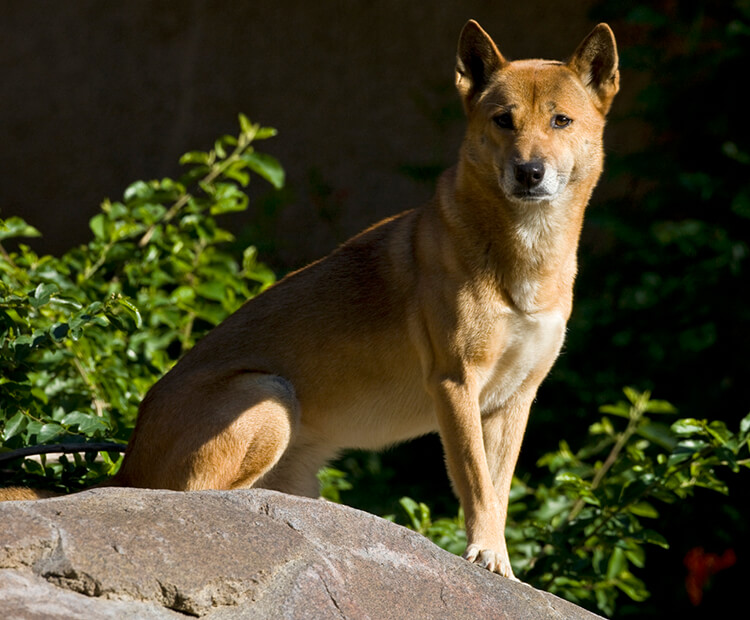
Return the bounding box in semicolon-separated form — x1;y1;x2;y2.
0;487;58;501
1;22;618;579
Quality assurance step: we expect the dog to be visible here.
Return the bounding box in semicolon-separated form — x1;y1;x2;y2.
2;20;618;580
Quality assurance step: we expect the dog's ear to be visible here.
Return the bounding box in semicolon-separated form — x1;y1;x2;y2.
456;20;506;112
568;24;619;114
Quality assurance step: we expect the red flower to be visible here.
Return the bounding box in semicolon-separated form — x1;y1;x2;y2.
684;547;737;606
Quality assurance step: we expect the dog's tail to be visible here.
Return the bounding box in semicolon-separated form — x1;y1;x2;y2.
0;487;61;501
0;441;126;502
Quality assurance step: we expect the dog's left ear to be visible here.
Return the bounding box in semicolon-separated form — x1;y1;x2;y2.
456;20;506;113
568;24;619;114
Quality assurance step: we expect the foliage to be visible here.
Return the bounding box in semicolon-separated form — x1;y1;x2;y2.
514;390;749;616
392;496;467;558
540;2;750;614
0;115;281;491
3;3;749;614
317;467;353;504
553;0;750;427
382;389;750;616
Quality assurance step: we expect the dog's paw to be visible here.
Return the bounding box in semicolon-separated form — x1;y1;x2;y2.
463;544;519;580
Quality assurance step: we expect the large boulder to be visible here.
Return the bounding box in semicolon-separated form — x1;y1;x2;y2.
0;487;602;619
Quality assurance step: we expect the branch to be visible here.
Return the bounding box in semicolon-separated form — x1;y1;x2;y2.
138;124;259;248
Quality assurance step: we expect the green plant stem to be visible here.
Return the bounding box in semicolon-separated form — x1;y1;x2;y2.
83;240;116;281
138;125;259;248
0;242;16;269
568;416;639;522
539;442;720;591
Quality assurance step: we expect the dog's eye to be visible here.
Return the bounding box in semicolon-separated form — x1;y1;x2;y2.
552;114;572;128
493;113;514;130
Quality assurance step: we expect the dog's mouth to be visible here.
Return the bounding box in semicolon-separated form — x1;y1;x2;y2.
509;188;554;202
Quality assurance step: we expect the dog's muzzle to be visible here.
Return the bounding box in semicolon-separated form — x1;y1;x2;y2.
505;159;563;202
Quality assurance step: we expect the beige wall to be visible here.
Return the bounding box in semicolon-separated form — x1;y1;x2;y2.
3;1;631;269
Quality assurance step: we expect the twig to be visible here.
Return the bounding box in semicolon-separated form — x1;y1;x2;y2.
138;125;258;248
567;403;645;522
0;242;16;268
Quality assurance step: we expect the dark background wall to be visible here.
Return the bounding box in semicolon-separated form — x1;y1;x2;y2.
2;0;640;269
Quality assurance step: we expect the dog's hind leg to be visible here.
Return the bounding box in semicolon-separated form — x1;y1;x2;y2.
192;373;302;491
114;373;300;492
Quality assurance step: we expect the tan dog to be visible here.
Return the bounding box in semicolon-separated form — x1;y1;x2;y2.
3;21;618;579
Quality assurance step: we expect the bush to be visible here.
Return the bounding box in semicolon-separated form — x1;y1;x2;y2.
0;115;280;491
386;389;750;616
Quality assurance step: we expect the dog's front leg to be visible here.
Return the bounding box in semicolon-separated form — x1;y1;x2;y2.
477;397;536;581
430;376;513;578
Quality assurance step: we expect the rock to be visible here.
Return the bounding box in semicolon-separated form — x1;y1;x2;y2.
0;487;603;619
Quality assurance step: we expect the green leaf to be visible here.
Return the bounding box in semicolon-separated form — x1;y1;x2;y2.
116;296;143;329
238;115;277;141
623;386;648;406
238;113;254;134
29;283;58;308
2;412;27;441
628;502;659;519
35;423;65;443
223;163;251;187
253;127;278;140
555;472;586;487
23;459;45;476
316;467;352;503
399;496;431;533
599;402;631;418
639;529;669;549
123;180;154;201
616;571;649;602
209;183;249;215
0;217;41;241
179;151;211;166
740;413;750;443
671;419;704;435
706;421;732;444
89;213;109;240
607;547;627;579
644;399;677;414
635;421;677;450
195;281;227;302
242;151;285;189
668;439;709;466
61;412;110;435
170;286;196;305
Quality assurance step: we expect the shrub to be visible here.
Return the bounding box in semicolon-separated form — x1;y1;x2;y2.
0;115;281;491
387;389;750;616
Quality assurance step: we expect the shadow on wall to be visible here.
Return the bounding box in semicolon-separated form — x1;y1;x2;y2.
0;0;642;271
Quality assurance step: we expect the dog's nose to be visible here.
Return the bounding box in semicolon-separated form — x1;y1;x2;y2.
514;160;545;188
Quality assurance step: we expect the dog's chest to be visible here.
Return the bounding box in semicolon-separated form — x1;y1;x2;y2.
477;309;566;412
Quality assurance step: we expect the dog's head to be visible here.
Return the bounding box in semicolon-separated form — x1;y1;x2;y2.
455;21;619;205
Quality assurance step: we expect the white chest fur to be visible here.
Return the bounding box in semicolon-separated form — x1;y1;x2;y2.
478;309;566;413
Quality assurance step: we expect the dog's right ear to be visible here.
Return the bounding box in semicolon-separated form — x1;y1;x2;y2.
456;20;505;112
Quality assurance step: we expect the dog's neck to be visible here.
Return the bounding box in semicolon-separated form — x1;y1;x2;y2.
439;166;591;314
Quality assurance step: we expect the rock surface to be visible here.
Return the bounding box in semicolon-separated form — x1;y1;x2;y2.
0;487;603;619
